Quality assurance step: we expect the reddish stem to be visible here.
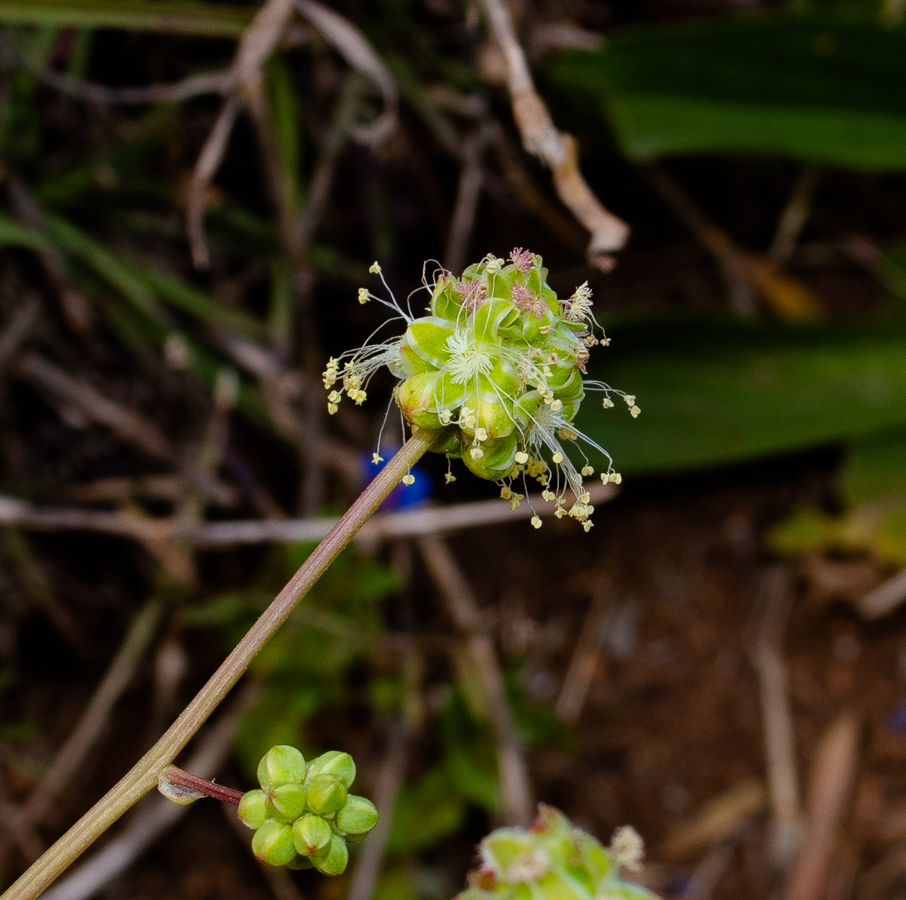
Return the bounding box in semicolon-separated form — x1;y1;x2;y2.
162;766;244;805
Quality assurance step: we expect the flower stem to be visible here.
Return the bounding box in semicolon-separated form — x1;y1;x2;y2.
159;766;244;805
2;431;433;900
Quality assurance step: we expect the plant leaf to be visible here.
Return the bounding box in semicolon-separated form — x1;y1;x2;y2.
552;12;906;170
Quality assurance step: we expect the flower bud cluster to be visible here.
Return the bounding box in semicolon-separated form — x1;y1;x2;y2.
238;746;378;874
458;805;659;900
323;251;638;530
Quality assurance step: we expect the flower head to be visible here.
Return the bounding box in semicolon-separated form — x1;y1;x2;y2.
457;805;658;900
324;251;638;527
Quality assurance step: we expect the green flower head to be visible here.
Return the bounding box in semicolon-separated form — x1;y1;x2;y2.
457;805;659;900
324;251;638;530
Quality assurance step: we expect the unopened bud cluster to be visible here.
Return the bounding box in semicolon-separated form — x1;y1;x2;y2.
458;805;659;900
323;251;638;530
238;746;378;874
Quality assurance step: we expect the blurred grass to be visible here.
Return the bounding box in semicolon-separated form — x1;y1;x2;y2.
0;0;255;36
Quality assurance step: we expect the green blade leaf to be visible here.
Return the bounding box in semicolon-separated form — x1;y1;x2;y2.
578;317;906;474
552;12;906;170
0;0;254;36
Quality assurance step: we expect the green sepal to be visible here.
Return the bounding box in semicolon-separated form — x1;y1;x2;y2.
336;795;379;835
237;790;268;830
306;750;357;789
472;298;519;342
403;318;454;369
396;373;445;430
252;819;296;867
257;745;306;790
462;433;519;481
312;833;349;876
430;277;464;321
293;814;334;856
306;774;348;815
266;782;307;822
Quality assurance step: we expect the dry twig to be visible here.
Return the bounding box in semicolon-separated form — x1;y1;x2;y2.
477;0;629;268
555;578;611;723
0;483;618;547
784;711;860;900
417;533;533;826
749;565;802;874
346;719;408;900
3;601;164;861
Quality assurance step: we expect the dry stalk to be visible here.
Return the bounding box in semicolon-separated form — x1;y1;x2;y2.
477;0;629;268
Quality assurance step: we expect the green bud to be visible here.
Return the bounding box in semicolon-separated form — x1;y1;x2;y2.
237;790;268;830
257;745;306;789
335;795;379;836
266;783;307;822
252;820;296;867
306;751;356;788
293;814;333;856
312;833;349;877
306;774;347;815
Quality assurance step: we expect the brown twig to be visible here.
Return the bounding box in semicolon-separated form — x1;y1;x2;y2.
6;178;92;334
642;164;821;319
555;577;611;723
858;567;906;620
0;482;618;547
3;601;164;863
417;533;533;826
749;565;802;874
294;0;398;147
15;352;173;460
784;711;860;900
445;130;488;274
769;168;820;264
477;0;629;268
346;719;408;900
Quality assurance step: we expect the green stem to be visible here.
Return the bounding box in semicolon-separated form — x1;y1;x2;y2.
2;431;433;900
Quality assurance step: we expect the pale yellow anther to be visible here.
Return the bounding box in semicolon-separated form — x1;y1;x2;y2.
581;465;594;476
358;288;370;304
445;472;456;484
531;516;542;529
440;409;452;425
328;391;341;402
582;520;593;532
372;453;384;465
624;395;636;405
500;486;512;499
580;492;590;504
550;399;563;412
630;405;641;418
328;403;339;415
401;473;415;485
515;451;529;465
369;261;382;274
469;446;484;460
602;398;615;409
474;427;488;442
542;490;555;502
552;452;564;464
